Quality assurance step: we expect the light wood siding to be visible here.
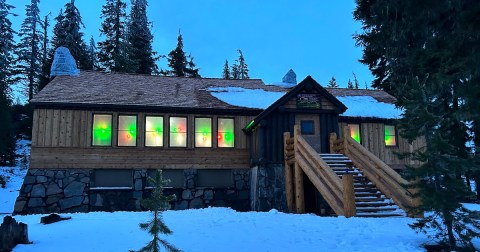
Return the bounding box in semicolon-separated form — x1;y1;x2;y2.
284;93;337;111
339;122;426;169
31;109;254;169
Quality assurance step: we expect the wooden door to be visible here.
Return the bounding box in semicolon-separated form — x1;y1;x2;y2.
295;114;321;152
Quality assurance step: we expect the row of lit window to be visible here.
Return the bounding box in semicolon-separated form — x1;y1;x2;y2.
348;124;397;146
92;114;235;148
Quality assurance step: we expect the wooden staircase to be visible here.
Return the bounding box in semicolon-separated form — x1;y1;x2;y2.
284;125;421;218
320;153;405;217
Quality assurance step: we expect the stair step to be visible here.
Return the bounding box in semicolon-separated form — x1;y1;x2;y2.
356;201;393;207
355;197;385;202
353;188;379;193
356;206;398;212
356;212;405;218
355;192;383;198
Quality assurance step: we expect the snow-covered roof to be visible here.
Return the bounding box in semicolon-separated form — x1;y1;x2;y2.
208;87;402;119
336;96;403;119
208;87;286;110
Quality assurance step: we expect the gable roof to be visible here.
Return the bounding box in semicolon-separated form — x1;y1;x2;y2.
243;76;348;132
31;71;284;113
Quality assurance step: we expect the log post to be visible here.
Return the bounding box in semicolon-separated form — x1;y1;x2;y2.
343;126;350;155
283;132;294;212
329;132;337;154
293;125;305;213
342;174;356;217
294;163;305;213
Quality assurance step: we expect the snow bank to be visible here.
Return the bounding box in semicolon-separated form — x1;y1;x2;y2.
337;96;403;119
0;139;30;214
7;208;432;252
208;87;286;109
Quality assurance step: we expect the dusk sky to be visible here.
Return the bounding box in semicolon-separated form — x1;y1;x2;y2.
10;0;373;91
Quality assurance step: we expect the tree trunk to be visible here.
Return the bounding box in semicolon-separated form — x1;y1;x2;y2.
444;211;456;249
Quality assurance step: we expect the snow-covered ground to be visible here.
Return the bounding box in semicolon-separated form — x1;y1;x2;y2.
0;139;30;214
1;140;479;252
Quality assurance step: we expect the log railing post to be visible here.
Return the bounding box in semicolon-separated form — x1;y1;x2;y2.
329;132;337;154
283;132;294;212
293;125;305;213
342;174;356;217
343;126;350;156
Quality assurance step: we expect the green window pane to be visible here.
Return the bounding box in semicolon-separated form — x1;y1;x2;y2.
385;125;397;146
92;114;112;146
145;116;163;147
170;117;187;147
218;118;234;148
118;115;137;146
195;118;212;147
348;124;361;143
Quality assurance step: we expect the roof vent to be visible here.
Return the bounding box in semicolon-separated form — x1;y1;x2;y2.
50;47;80;77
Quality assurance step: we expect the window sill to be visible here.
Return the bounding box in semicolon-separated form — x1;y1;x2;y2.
90;186;133;191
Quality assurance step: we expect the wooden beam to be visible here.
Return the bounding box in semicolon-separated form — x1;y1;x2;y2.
294;162;305;214
293;125;305;213
283;132;294;212
342;174;356;217
329;132;337;154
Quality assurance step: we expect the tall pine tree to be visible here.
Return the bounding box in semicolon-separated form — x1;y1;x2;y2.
97;0;129;72
354;0;480;249
126;0;157;74
231;49;248;79
37;13;50;92
17;0;43;101
0;0;17;165
87;36;97;70
164;31;199;77
222;60;230;79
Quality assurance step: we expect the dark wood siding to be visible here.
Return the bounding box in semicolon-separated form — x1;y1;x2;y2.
31;108;254;169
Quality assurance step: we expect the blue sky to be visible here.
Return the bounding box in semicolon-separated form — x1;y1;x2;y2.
10;0;373;89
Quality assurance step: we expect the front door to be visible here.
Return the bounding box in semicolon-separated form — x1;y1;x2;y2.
295;114;321;152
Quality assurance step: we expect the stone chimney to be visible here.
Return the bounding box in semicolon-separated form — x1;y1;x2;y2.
50;47;80;77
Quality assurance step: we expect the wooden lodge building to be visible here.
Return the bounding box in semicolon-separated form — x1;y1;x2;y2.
14;70;424;217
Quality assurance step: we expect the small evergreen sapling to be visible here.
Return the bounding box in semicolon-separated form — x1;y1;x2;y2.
136;170;181;252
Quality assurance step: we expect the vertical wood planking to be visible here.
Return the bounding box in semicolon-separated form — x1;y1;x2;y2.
51;109;60;147
58;110;67;147
37;109;46;147
65;110;73;147
31;109;40;147
44;109;53;147
72;111;80;147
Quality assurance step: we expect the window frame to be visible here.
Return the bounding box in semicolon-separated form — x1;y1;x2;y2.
384;124;398;147
117;114;138;147
194;117;213;148
217;117;235;148
348;123;361;144
169;116;188;148
300;120;315;135
91;113;113;147
144;115;164;148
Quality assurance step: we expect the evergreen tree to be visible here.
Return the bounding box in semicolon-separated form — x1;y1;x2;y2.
222;60;230;79
0;0;17;165
346;79;353;89
231;63;239;79
87;36;97;70
354;0;480;249
164;31;199;77
17;0;43;101
61;0;91;70
352;72;359;89
97;0;129;72
326;76;338;88
126;0;157;74
136;170;181;252
37;13;50;92
234;49;248;79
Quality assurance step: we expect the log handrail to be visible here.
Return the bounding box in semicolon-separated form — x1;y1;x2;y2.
283;125;356;217
330;126;420;216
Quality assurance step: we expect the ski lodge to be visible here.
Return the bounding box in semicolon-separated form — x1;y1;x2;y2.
14;67;425;217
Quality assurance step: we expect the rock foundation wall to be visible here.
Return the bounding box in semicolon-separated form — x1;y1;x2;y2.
14;168;250;214
251;165;288;212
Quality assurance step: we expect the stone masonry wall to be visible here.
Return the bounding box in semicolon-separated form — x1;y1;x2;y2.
14;168;250;214
251;164;288;212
